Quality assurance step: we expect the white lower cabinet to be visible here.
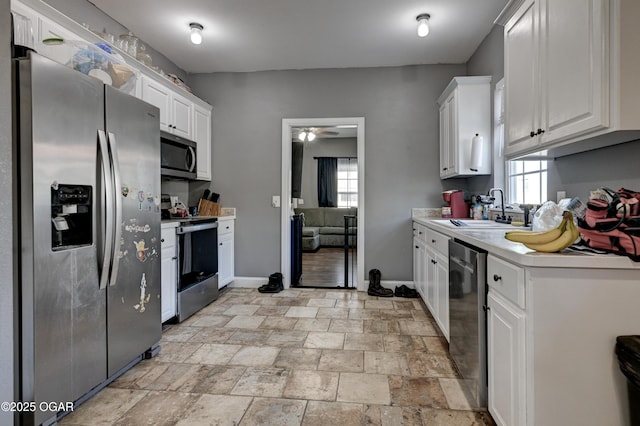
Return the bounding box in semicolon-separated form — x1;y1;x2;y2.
487;291;526;426
413;222;428;300
160;226;178;323
487;254;526;426
433;251;449;339
425;248;449;341
217;218;235;288
417;224;640;425
413;222;450;341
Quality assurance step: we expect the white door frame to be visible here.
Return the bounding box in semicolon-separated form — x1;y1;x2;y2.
281;117;365;291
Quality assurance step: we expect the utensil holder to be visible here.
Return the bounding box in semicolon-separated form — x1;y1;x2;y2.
197;198;221;216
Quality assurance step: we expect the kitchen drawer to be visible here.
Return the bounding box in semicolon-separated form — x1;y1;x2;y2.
487;255;525;309
218;219;234;236
413;222;427;243
426;228;450;257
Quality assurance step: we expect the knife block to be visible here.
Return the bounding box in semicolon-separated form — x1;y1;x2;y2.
197;198;221;216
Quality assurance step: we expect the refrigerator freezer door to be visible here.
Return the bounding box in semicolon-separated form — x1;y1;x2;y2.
18;54;107;425
104;85;161;377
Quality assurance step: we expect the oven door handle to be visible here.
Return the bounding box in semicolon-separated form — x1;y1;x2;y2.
449;256;475;274
177;222;218;234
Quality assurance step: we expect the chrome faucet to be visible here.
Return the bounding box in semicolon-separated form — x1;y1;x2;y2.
488;188;511;224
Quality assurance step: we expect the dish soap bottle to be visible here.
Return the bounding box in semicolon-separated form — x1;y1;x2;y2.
473;203;484;220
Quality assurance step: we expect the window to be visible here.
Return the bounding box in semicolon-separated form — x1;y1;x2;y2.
507;159;548;204
337;158;357;207
494;79;548;205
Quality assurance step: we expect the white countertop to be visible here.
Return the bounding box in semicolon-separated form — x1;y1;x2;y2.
161;214;236;226
413;217;640;270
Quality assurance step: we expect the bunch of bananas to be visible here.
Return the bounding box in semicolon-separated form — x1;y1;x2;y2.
505;211;580;252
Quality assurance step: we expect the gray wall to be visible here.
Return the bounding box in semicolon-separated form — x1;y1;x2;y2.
1;0;15;422
188;64;466;280
548;141;640;200
465;24;505;196
298;137;357;208
42;0;187;80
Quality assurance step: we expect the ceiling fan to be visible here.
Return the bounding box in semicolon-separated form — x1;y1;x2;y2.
297;127;339;142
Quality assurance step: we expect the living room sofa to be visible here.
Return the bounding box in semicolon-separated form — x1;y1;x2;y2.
294;207;357;251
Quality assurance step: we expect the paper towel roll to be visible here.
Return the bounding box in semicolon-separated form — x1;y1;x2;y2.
470;133;483;171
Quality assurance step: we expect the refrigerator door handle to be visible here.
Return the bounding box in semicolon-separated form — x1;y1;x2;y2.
107;132;123;287
98;129;114;290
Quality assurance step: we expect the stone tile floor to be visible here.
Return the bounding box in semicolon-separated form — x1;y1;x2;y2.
60;287;495;426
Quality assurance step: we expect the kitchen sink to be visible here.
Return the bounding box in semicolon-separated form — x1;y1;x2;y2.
433;219;530;229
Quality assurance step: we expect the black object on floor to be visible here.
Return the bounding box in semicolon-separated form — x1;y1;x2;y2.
616;335;640;426
259;272;284;293
394;284;418;298
367;268;393;297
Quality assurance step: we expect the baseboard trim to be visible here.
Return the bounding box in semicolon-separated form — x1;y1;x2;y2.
381;280;415;290
227;277;267;289
228;278;414;290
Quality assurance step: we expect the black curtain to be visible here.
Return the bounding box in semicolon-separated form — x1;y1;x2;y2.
291;142;304;199
317;157;337;207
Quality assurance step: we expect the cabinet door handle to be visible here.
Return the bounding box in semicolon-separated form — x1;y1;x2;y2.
537;128;545;135
493;274;502;282
172;256;178;260
415;246;419;249
220;242;223;246
432;259;437;264
419;231;423;235
442;167;448;171
483;305;491;312
161;238;165;243
530;130;536;138
432;239;436;243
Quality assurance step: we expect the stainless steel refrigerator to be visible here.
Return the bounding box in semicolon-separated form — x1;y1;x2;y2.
15;53;161;425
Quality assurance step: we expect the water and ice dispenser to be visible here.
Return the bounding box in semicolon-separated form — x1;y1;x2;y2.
51;184;92;249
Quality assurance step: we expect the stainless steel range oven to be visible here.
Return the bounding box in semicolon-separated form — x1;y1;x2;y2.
176;218;218;322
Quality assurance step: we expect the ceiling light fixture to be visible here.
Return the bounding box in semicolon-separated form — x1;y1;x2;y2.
190;22;204;45
416;13;431;38
297;129;317;142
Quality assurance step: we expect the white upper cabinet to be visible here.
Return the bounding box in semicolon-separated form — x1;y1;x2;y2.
503;0;539;155
503;0;640;158
12;0;214;183
193;103;212;181
141;76;192;139
11;1;37;50
437;76;492;179
170;91;192;139
141;76;171;130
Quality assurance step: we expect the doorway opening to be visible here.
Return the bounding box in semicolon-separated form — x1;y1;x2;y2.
281;118;365;291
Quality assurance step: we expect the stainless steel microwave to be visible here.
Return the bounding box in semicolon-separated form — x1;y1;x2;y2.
160;131;197;179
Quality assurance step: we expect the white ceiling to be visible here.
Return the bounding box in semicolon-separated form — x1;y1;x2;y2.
89;0;508;74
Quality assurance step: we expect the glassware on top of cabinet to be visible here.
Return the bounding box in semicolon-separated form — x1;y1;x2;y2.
118;32;139;58
136;43;152;67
